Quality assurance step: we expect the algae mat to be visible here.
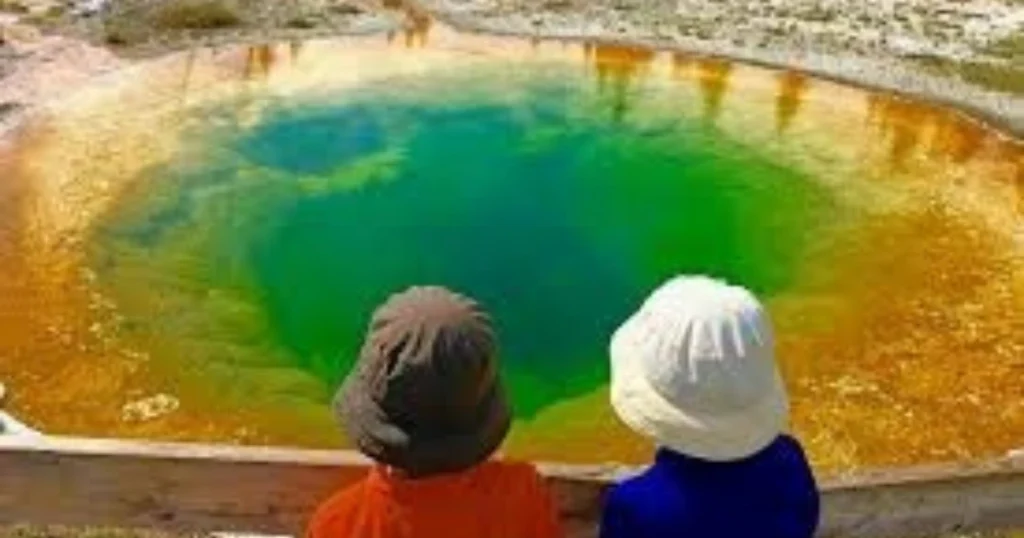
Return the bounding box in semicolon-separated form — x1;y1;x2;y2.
0;28;1021;471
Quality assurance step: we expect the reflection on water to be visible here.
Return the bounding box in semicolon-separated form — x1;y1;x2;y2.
696;58;732;124
589;44;656;122
180;50;196;99
289;40;304;64
867;93;938;170
775;70;807;134
404;9;431;48
380;0;431;48
671;51;692;78
0;28;1021;471
929;110;985;165
244;44;276;80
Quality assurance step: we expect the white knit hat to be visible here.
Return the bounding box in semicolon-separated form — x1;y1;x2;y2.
609;275;789;461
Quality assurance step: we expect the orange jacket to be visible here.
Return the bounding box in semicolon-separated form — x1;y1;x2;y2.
306;461;565;538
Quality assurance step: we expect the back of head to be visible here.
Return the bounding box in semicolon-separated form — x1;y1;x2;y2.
336;286;511;477
610;275;789;461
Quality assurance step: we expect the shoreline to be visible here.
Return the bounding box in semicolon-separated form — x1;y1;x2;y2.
3;28;1023;144
422;5;1024;141
1;0;1021;140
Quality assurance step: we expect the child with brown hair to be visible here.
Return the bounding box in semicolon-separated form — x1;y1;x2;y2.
306;286;565;538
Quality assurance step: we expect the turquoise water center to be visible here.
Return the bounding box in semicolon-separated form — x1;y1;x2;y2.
92;63;830;418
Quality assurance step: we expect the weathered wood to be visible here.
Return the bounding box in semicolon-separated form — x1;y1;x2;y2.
0;436;1022;538
817;457;1024;537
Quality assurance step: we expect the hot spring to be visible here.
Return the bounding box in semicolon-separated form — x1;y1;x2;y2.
0;28;1021;472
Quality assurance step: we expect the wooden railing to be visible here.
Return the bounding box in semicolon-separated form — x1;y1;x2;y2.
1;436;1022;537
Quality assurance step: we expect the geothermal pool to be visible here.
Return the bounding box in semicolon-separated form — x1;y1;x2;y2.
0;28;1021;471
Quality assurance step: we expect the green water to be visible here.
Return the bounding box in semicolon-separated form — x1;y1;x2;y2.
92;67;833;417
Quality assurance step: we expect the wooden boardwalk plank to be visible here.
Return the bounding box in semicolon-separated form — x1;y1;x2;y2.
1;436;1022;538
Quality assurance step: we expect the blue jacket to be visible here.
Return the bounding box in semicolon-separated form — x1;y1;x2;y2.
599;436;819;538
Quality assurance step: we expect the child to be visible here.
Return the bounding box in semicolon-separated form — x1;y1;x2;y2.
306;286;564;538
601;276;820;538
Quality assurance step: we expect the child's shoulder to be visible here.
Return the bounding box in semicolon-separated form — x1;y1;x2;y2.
473;459;551;497
306;476;372;538
604;463;677;514
770;435;815;472
476;459;544;482
776;434;808;452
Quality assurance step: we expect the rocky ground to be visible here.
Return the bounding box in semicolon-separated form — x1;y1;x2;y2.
423;0;1023;73
4;0;1017;75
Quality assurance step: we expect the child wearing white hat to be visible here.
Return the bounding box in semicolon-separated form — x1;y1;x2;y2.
600;275;819;538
